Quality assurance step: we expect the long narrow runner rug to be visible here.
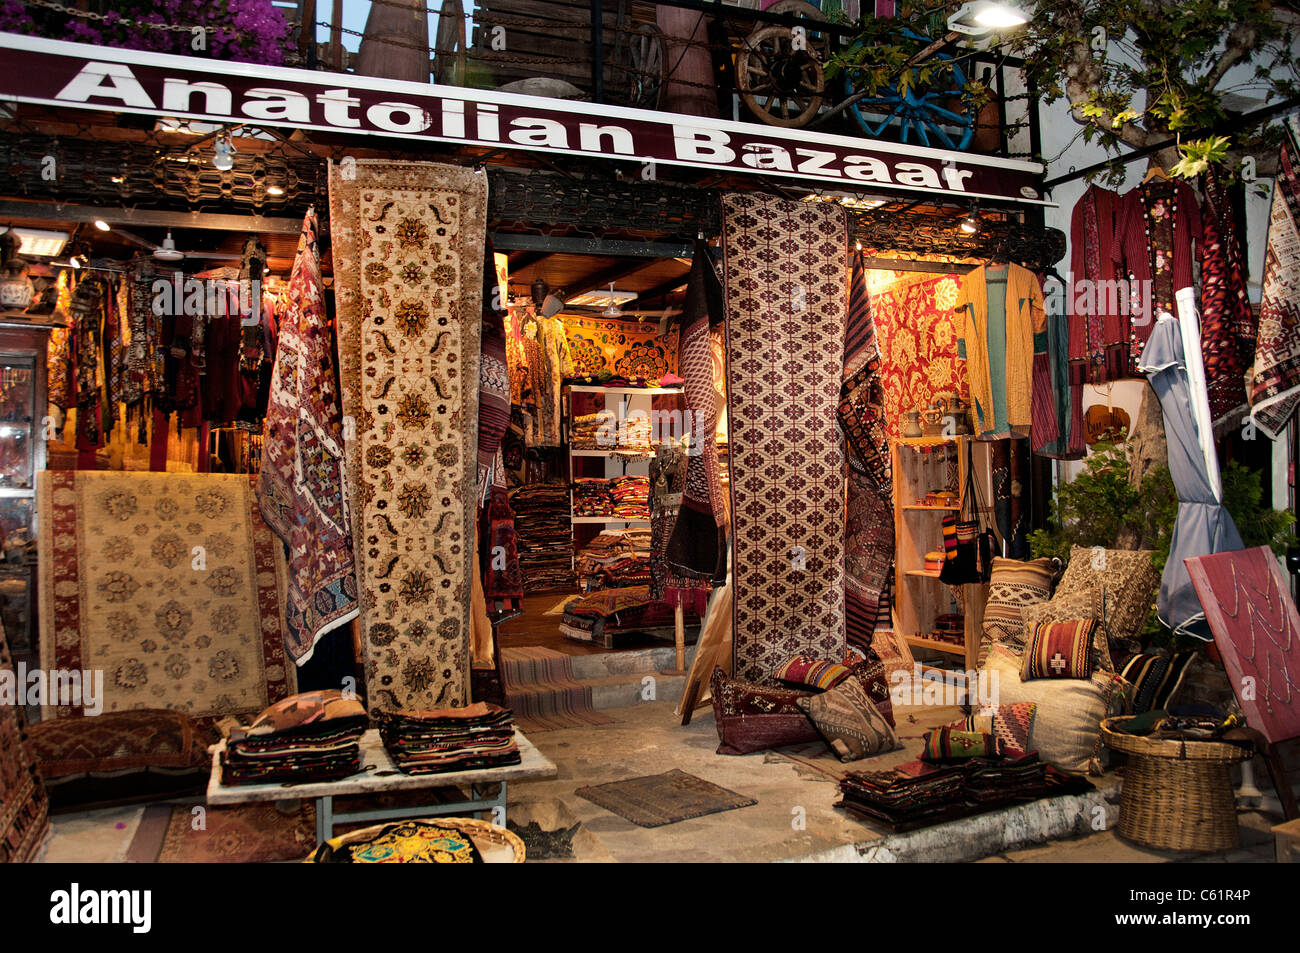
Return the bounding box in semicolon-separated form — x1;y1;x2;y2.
1248;129;1300;438
257;207;358;664
721;193;849;682
329;160;487;713
500;647;616;733
37;472;295;729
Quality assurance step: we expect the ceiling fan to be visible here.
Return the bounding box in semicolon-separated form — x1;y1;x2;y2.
113;227;240;264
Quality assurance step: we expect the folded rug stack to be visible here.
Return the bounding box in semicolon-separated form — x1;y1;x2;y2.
378;703;522;775
509;482;574;592
220;690;368;786
837;754;1093;830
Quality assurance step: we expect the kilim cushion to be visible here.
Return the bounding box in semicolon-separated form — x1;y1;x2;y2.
920;728;1003;764
775;655;855;692
1021;589;1113;672
978;557;1057;665
1021;619;1098;680
983;645;1127;775
850;654;895;727
710;667;821;756
1119;652;1198;715
950;702;1037;758
1053;546;1159;658
797;675;901;763
28;709;212;809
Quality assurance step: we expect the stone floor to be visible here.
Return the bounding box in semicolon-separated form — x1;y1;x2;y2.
41;695;1286;863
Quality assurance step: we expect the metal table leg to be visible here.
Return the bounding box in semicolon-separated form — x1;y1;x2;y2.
316;795;333;843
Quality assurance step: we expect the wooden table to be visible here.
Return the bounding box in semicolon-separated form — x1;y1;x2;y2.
207;728;557;843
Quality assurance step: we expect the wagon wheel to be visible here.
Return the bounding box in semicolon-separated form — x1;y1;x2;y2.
736;1;830;128
625;23;667;110
845;45;976;150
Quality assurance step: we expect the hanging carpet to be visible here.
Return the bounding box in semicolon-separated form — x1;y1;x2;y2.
37;472;296;729
0;624;48;863
328;160;487;713
257;208;359;664
1248;129;1300;439
845;456;895;658
722;193;848;682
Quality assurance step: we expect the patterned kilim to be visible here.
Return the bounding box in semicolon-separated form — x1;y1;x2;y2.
329;160;486;713
722;193;848;682
838;252;891;487
575;769;756;828
37;472;295;728
1199;164;1257;426
257;208;358;663
1248;132;1300;438
562;314;679;380
0;623;48;863
869;271;968;440
845;456;894;657
1021;618;1097;681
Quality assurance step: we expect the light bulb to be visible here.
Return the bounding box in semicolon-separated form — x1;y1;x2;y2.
93;219;110;232
213;135;235;172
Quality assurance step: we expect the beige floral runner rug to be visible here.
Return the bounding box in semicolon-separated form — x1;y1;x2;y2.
37;471;295;730
328;160;486;712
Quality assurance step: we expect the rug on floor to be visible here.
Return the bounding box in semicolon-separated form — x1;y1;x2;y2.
500;646;615;732
126;789;472;863
542;596;575;617
506;798;613;862
575;768;756;828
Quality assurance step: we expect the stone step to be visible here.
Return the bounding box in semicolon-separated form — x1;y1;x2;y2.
562;644;699;681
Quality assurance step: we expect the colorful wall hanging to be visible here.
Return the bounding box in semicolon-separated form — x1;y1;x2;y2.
562;314;679;381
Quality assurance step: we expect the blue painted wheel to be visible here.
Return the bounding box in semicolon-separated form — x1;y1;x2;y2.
845;40;975;150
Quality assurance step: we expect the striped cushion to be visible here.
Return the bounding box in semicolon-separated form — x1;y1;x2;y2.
1119;652;1197;714
979;557;1057;664
775;655;854;691
951;701;1037;758
1021;618;1097;681
920;728;1002;763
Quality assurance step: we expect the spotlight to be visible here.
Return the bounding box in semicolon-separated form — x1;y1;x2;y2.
212;134;236;172
154;231;184;262
110;175;125;184
959;211;981;234
93;219;110;232
265;185;284;197
947;2;1029;35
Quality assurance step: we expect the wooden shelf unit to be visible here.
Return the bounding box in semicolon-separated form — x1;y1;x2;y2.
890;435;992;674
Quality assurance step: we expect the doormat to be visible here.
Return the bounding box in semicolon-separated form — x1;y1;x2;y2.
500;646;615;732
575;769;756;828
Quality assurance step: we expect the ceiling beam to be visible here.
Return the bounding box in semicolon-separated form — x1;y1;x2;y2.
505;250;554;272
0;200;303;234
564;259;663;299
490;232;693;259
633;272;691;304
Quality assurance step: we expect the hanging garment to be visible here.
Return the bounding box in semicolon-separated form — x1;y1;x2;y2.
838;250;892;487
722;192;848;682
477;243;512;500
257;208;359;665
1248;131;1300;439
1068;184;1128;382
664;242;725;613
1139;315;1243;640
955;263;1046;437
1036;275;1085;459
1112;178;1203;368
1198;165;1258;426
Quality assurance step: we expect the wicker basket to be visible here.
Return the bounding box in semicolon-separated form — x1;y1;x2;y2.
303;816;526;863
1100;718;1252;852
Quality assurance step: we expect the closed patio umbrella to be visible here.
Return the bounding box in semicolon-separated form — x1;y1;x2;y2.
1138;314;1243;640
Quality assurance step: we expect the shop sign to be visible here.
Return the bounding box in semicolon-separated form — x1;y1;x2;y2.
0;35;1047;206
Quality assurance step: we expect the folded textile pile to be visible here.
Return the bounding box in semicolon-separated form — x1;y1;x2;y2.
378;703;521;775
576;531;652;591
220;690;368;786
573;478;614;516
838;754;1094;830
571;411;612;450
559;584;689;642
609;475;650;520
509;482;574;592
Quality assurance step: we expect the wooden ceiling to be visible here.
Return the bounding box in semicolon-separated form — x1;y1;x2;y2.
504;250;691;310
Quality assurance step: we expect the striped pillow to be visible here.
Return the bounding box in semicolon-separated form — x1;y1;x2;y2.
776;655;854;691
920;728;1003;764
1119;652;1197;714
979;557;1057;664
1021;618;1097;681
